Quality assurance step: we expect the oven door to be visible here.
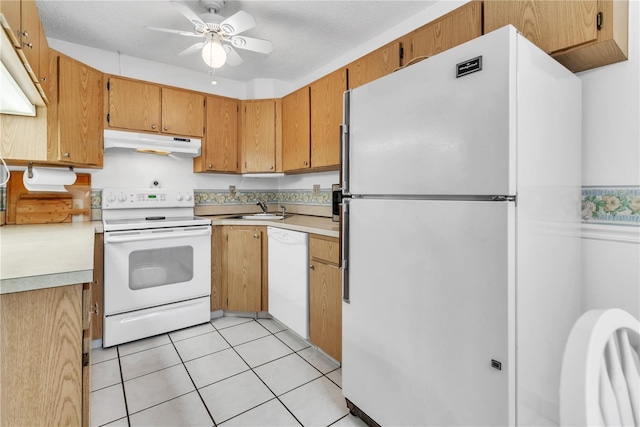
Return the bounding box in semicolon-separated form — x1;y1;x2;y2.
103;225;211;315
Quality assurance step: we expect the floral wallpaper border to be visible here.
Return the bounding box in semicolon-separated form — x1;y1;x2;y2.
87;189;332;209
582;186;640;226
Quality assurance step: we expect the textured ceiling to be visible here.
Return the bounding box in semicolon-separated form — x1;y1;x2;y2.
36;0;437;83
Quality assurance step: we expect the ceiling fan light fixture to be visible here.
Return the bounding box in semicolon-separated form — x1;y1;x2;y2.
202;39;227;68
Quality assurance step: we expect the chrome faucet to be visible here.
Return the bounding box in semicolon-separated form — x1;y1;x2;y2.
257;201;268;213
280;204;287;217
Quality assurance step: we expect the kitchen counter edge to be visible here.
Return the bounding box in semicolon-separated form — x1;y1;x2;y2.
204;214;340;238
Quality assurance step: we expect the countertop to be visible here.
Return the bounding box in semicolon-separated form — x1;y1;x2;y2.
204;214;340;238
0;221;98;294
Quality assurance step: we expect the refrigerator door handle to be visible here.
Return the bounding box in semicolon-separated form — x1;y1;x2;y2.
341;198;350;303
341;90;351;195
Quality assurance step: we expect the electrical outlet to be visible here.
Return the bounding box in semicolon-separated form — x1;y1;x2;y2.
313;184;320;196
229;185;236;197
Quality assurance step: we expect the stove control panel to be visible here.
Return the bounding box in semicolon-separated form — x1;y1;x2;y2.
102;188;196;209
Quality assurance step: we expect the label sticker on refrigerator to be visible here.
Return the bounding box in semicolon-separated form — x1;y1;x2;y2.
456;56;482;78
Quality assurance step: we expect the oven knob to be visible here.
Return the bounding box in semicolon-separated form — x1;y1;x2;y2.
118;193;127;202
107;193;116;203
185;193;193;202
176;193;184;201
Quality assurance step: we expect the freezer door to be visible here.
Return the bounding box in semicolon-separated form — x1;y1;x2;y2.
348;27;516;196
342;198;515;426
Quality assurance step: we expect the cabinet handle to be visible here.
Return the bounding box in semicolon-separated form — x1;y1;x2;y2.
40;77;47;82
63;152;71;158
19;30;29;38
309;264;315;270
253;234;259;239
164;126;169;131
151;124;157;130
22;42;33;49
208;164;213;169
303;161;308;166
269;165;274;170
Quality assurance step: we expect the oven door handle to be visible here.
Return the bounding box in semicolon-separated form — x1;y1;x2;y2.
104;227;211;243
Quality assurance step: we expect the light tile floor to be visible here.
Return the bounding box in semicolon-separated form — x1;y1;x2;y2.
90;316;368;427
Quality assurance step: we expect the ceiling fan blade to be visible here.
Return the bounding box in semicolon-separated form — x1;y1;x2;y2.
219;11;256;35
223;45;243;66
170;1;207;32
144;26;202;37
178;41;207;56
228;36;273;54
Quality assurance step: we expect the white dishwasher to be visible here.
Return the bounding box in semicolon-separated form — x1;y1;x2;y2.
267;227;309;339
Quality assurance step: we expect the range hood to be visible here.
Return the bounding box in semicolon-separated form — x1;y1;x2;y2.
104;129;201;158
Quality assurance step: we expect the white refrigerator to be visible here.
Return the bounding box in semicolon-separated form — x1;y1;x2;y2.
340;26;582;426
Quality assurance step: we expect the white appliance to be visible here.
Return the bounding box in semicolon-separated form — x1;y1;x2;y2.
267;227;309;339
339;26;582;426
103;129;202;157
102;187;211;347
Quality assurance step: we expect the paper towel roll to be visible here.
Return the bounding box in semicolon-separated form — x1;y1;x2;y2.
23;167;77;192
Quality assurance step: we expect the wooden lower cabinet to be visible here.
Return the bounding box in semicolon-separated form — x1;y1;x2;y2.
309;235;342;362
0;284;91;426
92;232;104;340
212;225;268;312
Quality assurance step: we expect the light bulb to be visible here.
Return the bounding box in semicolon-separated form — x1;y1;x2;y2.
202;40;227;68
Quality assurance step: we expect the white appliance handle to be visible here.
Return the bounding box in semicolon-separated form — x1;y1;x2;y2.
341;90;351;195
105;226;211;243
341;199;350;303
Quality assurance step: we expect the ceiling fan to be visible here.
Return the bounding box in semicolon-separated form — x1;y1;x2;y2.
145;0;273;69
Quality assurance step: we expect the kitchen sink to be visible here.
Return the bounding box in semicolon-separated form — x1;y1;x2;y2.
236;213;287;220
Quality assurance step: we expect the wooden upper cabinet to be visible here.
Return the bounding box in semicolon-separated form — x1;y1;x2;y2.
195;95;238;173
310;67;346;170
107;77;161;133
107;77;205;137
161;87;204;137
484;0;628;72
282;86;311;172
56;54;103;166
38;22;50;99
241;99;277;173
347;42;401;89
405;1;482;65
0;0;21;47
19;0;40;76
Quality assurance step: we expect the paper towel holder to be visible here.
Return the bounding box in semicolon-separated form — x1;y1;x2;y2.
24;164;77;192
27;163;74;179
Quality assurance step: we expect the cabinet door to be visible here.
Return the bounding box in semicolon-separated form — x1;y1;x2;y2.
108;77;161;133
57;55;103;166
211;226;224;311
310;261;342;362
310;68;346;169
484;0;598;55
38;22;51;100
92;233;104;340
282;86;311;171
0;285;84;426
162;87;205;137
408;1;482;64
20;0;40;77
241;100;276;172
347;42;401;89
226;228;262;312
0;0;21;47
196;96;238;172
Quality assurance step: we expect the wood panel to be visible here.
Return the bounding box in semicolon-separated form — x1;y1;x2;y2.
241;100;276;173
107;77;161;133
57;55;103;166
261;226;269;311
310;235;340;265
407;1;482;65
347;42;401;89
484;0;599;55
0;285;83;426
20;0;40;78
309;261;342;362
92;233;104;340
38;23;50;99
161;87;205;137
82;282;92;427
282;86;311;171
226;228;262;312
195;95;238;173
0;0;21;47
0;106;48;161
211;225;223;311
310;68;346;170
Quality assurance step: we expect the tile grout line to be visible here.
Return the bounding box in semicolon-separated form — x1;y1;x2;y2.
167;329;219;427
116;346;132;427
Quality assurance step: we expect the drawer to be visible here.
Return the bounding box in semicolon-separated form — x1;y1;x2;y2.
310;235;339;266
